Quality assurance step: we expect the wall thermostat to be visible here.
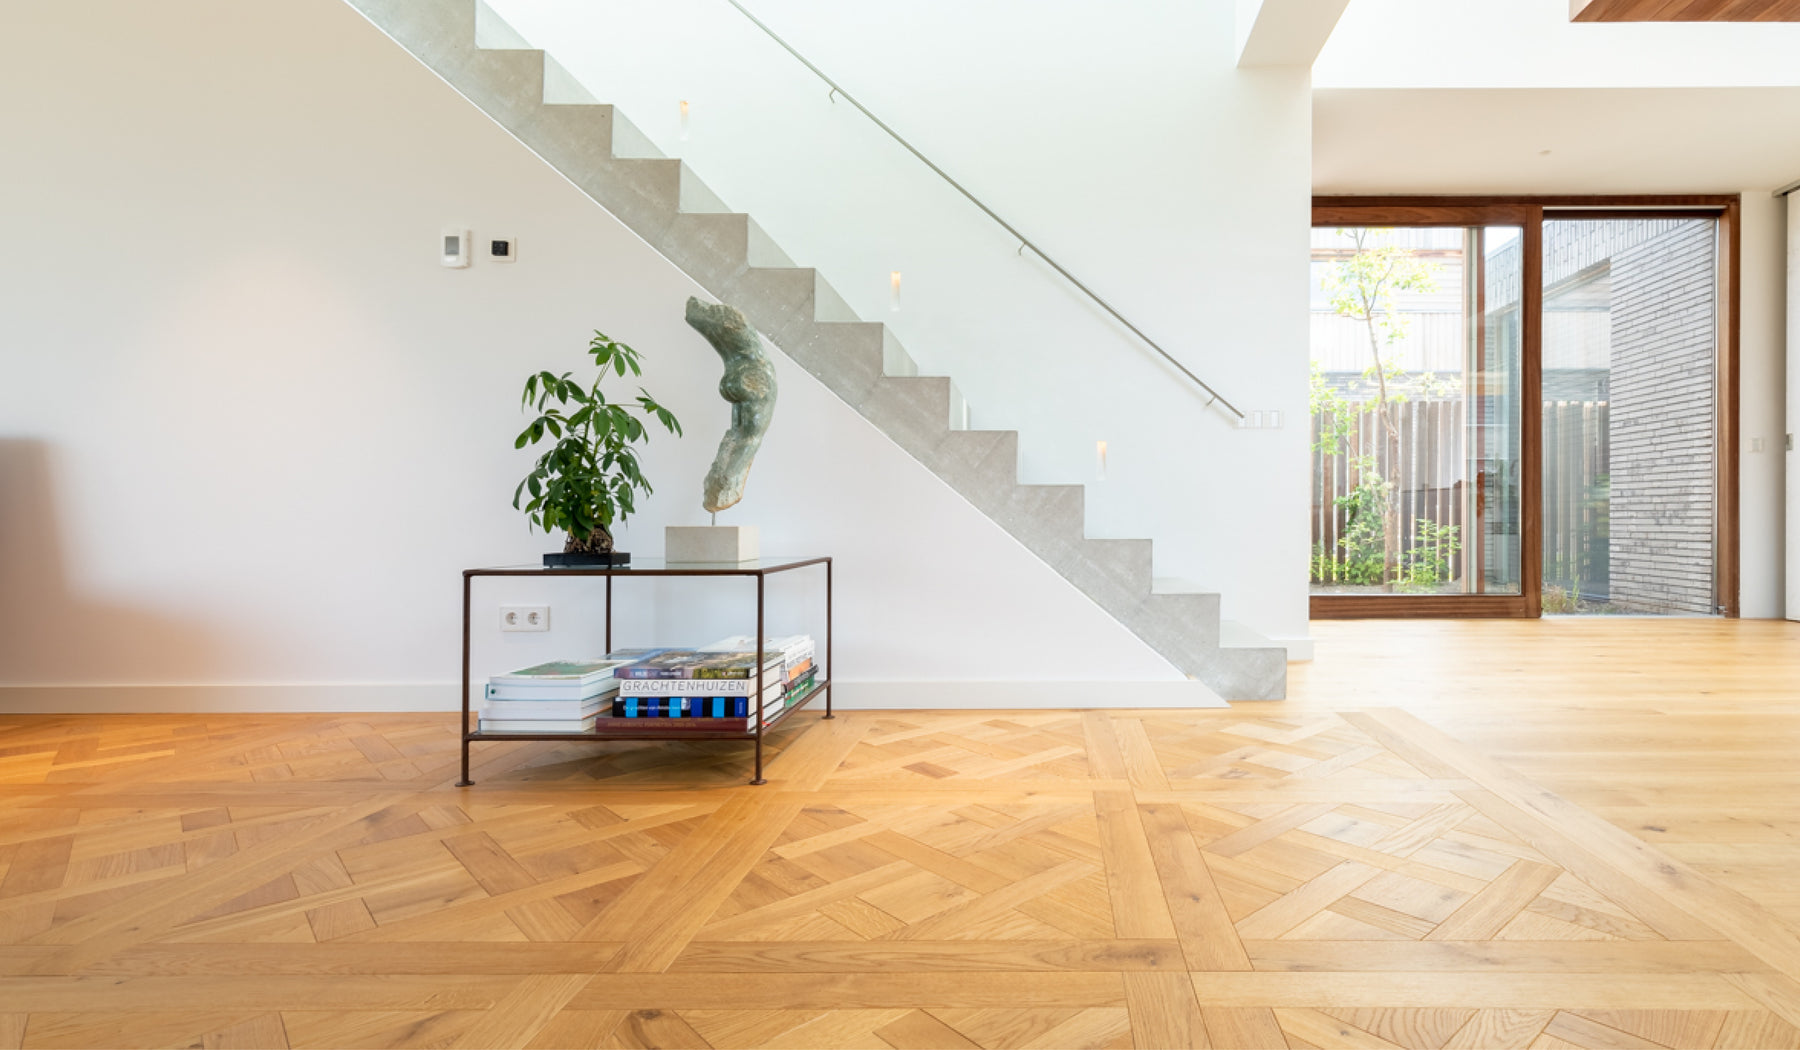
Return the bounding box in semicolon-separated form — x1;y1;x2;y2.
489;236;517;262
441;228;470;268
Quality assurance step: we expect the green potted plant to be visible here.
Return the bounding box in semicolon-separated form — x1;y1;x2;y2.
513;330;682;567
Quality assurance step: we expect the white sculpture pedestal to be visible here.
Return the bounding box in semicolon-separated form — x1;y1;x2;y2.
666;525;759;564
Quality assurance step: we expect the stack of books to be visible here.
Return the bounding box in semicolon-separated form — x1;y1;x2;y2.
603;637;819;734
479;657;630;733
611;650;783;731
702;635;818;701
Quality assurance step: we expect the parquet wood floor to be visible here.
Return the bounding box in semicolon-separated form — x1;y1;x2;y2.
4;618;1800;1048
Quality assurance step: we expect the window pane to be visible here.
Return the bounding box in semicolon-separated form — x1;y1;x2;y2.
1308;226;1521;596
1540;218;1719;615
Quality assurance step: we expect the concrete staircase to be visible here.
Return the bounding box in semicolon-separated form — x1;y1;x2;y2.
344;0;1286;699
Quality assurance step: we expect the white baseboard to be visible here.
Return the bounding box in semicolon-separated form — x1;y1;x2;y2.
0;679;1227;713
830;679;1226;709
0;684;456;714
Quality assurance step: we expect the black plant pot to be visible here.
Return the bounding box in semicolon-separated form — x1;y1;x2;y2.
542;551;631;568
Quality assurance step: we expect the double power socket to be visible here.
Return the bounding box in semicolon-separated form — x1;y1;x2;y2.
499;604;550;632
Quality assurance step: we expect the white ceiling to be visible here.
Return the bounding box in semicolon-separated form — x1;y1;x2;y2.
1315;86;1800;195
1311;0;1800;194
1316;0;1800;90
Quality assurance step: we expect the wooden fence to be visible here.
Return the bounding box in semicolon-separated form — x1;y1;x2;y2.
1310;400;1609;591
1311;401;1467;584
1541;401;1611;600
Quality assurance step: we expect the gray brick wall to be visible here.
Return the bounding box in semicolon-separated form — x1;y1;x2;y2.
1606;220;1717;615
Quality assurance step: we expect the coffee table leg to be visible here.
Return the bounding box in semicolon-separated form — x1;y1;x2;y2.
457;572;475;787
750;573;767;785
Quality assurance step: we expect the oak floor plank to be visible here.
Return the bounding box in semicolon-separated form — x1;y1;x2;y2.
1233;860;1383;940
1319;1007;1475;1050
1712;1010;1800;1049
605;799;807;972
200;1011;290;1049
1200;1007;1289;1050
1720;972;1800;1031
1243;940;1768;974
1275;1006;1406;1049
523;1010;628;1050
1093;787;1178;940
667;939;1184;973
599;1007;714;1049
1125;970;1211;1049
1185;973;1760;1011
1138;801;1251;970
874;1008;981;1049
1441;1008;1555;1049
451;973;592;1049
0;974;501;1012
1426;859;1564;941
1537;1011;1665;1049
570;972;1127;1011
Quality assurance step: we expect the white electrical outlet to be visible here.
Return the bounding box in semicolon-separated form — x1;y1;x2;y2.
500;604;550;632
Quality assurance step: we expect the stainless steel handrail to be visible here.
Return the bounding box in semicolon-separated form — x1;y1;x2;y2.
723;0;1246;420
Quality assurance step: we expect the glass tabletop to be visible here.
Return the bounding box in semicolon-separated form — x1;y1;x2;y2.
466;556;829;576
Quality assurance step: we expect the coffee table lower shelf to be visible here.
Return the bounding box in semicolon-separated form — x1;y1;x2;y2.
462;679;831;783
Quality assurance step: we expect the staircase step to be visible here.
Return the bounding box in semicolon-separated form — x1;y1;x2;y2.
1138;591;1222;649
784;321;887;406
678;167;732;214
662;212;752;289
602;105;664;159
991;484;1084;549
927;429;1017;501
745;218;795;269
719;267;831;347
472;0;528;49
861;376;963;462
542;56;600;105
1081;538;1153;596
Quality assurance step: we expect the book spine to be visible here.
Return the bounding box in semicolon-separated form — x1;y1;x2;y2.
617;679;764;697
613;668;692;680
485;683;619;702
484;701;604;720
610;696;765;719
613;697;702;718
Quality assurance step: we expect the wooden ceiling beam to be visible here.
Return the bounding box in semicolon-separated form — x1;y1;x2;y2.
1573;0;1800;20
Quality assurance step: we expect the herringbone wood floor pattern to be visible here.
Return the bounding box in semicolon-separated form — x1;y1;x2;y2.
6;620;1800;1048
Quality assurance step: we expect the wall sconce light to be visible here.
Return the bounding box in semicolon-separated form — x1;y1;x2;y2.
890;270;902;312
679;99;690;141
1097;440;1108;481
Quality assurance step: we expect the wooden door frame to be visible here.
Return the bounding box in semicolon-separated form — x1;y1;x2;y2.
1309;195;1741;620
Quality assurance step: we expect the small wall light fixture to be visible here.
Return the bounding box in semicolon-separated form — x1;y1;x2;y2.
679;99;690;140
890;270;902;312
1097;440;1108;481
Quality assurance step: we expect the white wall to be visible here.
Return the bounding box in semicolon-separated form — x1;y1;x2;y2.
0;0;1228;712
1741;192;1786;619
484;0;1317;650
1787;196;1800;621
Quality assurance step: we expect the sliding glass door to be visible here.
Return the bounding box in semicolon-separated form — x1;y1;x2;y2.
1308;222;1529;613
1309;199;1735;619
1540;217;1722;615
